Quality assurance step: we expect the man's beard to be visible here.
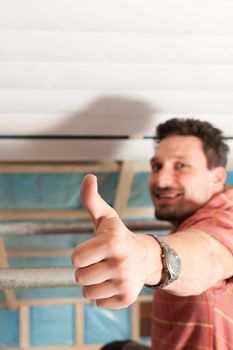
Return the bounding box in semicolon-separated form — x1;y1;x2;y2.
155;207;189;226
154;200;200;226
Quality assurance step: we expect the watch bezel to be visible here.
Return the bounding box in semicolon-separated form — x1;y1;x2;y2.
145;234;181;289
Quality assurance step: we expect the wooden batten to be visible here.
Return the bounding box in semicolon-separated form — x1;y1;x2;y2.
19;305;30;350
0;238;18;310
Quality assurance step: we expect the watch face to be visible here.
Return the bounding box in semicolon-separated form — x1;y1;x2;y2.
167;250;181;278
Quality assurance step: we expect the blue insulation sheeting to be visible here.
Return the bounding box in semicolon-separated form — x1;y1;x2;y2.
0;173;83;209
226;171;233;186
30;304;74;346
0;307;19;347
8;256;72;268
5;233;93;250
84;304;131;344
128;172;151;208
1;170;232;345
0;172;118;210
15;287;83;300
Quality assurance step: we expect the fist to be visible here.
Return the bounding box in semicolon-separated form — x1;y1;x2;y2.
71;175;156;309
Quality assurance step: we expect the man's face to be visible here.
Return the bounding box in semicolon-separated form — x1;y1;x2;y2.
149;135;225;225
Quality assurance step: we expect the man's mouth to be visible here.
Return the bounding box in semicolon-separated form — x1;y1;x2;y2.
154;189;183;202
156;192;181;199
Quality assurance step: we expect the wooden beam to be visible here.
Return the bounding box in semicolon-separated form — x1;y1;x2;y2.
0;209;89;220
15;298;84;307
0;162;120;173
74;300;84;347
0;238;18;310
124;207;155;217
134;162;151;172
131;301;140;341
19;305;30;350
114;161;135;215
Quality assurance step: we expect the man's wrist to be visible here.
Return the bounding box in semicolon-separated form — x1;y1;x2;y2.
142;234;163;286
145;234;181;289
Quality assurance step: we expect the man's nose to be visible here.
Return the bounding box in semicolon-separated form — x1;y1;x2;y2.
154;167;176;188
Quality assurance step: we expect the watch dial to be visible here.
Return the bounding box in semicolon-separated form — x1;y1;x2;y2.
168;250;181;276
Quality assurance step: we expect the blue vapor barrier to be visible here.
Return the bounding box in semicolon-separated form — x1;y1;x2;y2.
226;171;233;186
30;304;74;346
0;172;119;210
128;172;151;208
0;308;19;347
0;171;153;347
84;305;131;344
1;170;232;346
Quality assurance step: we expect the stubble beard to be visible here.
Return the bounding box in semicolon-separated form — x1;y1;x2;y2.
155;205;184;226
154;200;200;226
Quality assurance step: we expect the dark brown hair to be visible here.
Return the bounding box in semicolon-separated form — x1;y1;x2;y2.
156;118;229;169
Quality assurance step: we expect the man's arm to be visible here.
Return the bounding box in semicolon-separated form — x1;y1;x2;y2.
71;174;233;309
154;229;233;296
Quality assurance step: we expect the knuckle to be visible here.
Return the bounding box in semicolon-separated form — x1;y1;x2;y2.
71;250;78;267
115;279;128;293
106;236;124;256
95;299;104;308
74;269;79;283
75;269;83;284
119;293;135;307
82;287;91;300
114;260;128;278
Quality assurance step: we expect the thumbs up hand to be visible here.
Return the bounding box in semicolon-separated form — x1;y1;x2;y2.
71;174;161;309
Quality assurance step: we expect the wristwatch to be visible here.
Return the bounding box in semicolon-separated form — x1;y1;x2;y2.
145;234;181;289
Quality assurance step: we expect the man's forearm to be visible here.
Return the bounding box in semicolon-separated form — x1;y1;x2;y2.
145;229;233;296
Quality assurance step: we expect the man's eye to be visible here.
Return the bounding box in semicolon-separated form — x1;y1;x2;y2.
175;162;187;170
152;163;162;172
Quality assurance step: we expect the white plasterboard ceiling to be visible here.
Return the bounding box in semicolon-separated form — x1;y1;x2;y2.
0;0;233;162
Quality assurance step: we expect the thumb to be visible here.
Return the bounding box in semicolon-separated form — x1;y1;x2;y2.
80;174;118;230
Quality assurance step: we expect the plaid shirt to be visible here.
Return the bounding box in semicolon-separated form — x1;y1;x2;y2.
152;187;233;350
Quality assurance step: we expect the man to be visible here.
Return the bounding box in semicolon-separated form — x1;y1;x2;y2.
71;118;233;350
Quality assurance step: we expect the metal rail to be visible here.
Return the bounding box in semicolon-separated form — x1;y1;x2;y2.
0;220;171;236
0;267;77;289
0;220;171;289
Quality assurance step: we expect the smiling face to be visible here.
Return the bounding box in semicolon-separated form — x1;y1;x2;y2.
149;135;226;225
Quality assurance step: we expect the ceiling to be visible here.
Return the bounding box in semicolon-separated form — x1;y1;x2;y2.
0;0;233;162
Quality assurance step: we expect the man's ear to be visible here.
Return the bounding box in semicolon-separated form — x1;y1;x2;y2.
212;167;226;189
